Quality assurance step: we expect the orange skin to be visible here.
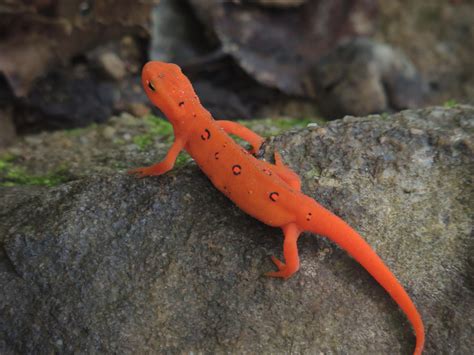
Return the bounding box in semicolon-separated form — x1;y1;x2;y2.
130;61;425;354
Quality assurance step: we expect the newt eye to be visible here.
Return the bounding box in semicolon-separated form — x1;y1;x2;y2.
147;80;156;92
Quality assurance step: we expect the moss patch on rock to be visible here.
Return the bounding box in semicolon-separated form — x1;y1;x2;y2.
0;153;71;187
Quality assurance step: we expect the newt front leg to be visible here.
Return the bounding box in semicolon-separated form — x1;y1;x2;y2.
128;137;186;177
216;120;264;154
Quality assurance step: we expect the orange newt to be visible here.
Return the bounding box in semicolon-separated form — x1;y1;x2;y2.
129;61;425;354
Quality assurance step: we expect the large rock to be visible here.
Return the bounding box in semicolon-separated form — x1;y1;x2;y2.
1;106;473;353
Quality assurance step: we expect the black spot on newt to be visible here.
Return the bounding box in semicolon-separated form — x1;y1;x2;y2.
269;192;279;202
215;152;219;160
306;212;312;221
232;165;242;175
178;101;184;107
201;129;211;140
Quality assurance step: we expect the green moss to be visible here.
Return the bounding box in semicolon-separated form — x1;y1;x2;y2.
146;115;174;137
237;117;321;137
133;134;154;150
132;115;174;150
271;117;315;130
380;112;390;120
0;157;71;187
0;153;15;172
443;99;458;108
0;159;8;170
131;115;320;152
64;124;97;137
175;152;192;167
0;153;16;164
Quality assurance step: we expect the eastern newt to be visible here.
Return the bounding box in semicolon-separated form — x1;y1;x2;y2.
129;61;425;354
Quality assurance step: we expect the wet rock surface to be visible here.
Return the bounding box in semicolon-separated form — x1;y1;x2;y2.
1;106;473;353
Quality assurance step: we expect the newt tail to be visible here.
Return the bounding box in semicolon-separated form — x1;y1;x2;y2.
303;202;425;355
130;61;425;354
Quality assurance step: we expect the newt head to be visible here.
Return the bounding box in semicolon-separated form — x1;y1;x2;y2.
141;61;197;124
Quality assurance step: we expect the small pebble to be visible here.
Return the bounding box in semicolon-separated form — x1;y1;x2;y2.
98;52;126;81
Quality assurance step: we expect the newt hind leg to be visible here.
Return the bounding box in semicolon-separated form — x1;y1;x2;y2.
261;152;301;191
266;222;302;279
273;152;301;191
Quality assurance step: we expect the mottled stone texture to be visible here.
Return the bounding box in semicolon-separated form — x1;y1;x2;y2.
1;106;473;353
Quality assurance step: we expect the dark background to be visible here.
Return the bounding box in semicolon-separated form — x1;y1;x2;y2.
0;0;472;146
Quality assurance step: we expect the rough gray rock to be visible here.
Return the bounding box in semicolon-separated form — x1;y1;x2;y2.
1;106;473;353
